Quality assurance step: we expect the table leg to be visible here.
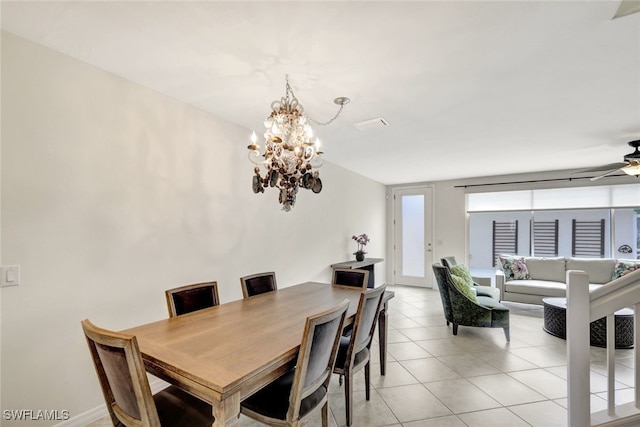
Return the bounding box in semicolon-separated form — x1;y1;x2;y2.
212;392;241;427
378;301;388;375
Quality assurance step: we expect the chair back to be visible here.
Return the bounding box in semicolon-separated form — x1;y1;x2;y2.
81;319;160;427
287;299;349;422
432;264;454;323
332;268;369;289
240;272;277;298
345;285;386;363
165;281;220;317
441;257;458;270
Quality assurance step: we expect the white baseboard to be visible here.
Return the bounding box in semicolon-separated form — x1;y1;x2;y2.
53;379;170;427
52;405;108;427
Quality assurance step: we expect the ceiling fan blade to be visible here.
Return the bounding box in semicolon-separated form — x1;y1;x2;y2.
573;162;628;174
579;139;640;180
613;0;640;19
590;167;625;181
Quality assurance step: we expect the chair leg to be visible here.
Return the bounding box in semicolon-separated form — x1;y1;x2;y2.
364;362;370;401
452;323;458;335
339;374;343;386
378;304;388;376
504;327;510;342
344;372;353;426
321;401;329;427
446;320;450;326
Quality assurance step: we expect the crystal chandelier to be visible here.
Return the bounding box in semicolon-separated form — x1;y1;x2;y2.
248;76;349;211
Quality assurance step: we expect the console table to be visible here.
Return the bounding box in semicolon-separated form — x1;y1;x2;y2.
331;258;383;288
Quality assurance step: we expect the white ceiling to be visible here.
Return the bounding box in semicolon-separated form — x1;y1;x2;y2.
2;1;639;185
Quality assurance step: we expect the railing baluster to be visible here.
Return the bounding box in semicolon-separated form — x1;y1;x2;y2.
567;270;591;427
635;303;640;410
607;313;616;416
568;269;640;426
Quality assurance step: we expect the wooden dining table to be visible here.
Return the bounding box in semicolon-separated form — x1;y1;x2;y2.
122;282;394;427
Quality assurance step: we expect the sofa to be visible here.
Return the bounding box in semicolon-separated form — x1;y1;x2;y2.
496;255;640;305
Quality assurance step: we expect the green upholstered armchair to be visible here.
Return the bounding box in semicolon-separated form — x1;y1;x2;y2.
433;263;510;342
441;257;500;300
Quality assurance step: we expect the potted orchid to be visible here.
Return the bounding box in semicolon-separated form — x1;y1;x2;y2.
351;233;370;262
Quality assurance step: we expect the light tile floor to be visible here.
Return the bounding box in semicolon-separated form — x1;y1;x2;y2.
87;284;635;427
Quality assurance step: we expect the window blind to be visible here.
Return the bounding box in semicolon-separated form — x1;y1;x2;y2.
467;184;640;212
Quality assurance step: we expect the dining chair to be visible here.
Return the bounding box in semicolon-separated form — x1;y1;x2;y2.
165;281;220;318
240;271;277;298
333;285;386;426
81;319;214;427
332;268;369;341
331;268;369;289
240;299;350;427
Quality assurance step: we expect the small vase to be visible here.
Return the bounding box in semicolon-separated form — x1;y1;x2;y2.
355;252;365;262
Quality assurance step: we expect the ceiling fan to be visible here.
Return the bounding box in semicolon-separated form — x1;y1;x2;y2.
613;0;640;19
578;139;640;181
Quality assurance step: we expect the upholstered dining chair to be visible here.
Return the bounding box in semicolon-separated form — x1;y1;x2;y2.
333;285;386;426
331;268;369;289
81;319;214;427
332;268;369;341
165;281;220;318
441;256;500;300
432;264;510;341
240;271;278;298
240;299;350;427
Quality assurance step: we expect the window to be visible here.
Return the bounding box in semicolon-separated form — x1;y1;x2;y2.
637;210;640;256
614;208;639;260
467;183;640;211
469;211;530;268
467;184;637;269
493;221;518;266
533;220;558;256
572;219;605;257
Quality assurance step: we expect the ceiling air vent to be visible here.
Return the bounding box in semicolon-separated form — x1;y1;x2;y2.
354;117;389;131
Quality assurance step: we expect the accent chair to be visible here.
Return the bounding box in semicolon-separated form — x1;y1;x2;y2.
433;263;510;342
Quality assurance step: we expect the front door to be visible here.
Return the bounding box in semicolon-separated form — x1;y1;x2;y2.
393;186;434;287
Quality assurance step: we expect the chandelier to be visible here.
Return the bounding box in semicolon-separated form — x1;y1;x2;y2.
248;76;349;211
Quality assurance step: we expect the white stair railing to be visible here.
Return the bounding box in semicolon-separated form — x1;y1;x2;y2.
567;268;640;427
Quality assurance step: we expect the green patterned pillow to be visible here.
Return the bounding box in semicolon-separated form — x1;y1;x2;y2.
450;273;478;303
498;255;530;280
612;259;640;280
451;264;473;284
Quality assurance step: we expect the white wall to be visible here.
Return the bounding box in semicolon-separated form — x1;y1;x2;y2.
0;30;3;419
0;32;386;426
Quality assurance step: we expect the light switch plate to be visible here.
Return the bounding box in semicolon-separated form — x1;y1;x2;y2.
1;265;20;287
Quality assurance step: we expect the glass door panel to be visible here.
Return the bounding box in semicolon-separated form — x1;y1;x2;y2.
393;187;433;287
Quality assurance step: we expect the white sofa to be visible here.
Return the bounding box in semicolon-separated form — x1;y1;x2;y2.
496;256;629;305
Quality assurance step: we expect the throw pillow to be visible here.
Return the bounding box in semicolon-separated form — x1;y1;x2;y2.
450;273;478;303
498;255;530;280
612;259;640;280
451;264;474;285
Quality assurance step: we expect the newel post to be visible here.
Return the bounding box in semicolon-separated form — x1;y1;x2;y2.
567;270;591;427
